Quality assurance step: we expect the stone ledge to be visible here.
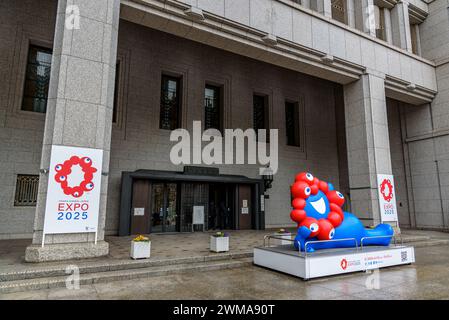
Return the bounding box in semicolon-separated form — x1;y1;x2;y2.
25;241;109;263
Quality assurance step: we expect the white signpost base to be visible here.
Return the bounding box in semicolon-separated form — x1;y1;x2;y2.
254;245;415;280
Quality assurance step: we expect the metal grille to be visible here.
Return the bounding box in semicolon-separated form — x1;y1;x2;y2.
14;175;39;206
204;85;221;131
285;101;301;147
22;45;52;113
331;0;346;24
159;75;181;130
253;94;268;142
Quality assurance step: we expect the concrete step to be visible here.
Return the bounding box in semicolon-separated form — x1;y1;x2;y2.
407;239;449;248
0;251;253;282
396;235;431;243
0;257;252;294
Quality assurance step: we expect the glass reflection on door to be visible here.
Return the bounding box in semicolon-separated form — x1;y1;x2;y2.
150;183;178;233
165;183;177;232
151;183;164;233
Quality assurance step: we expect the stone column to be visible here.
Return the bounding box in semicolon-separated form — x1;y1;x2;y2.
383;7;393;44
355;0;376;37
391;0;412;52
25;0;120;262
343;73;393;226
312;0;332;18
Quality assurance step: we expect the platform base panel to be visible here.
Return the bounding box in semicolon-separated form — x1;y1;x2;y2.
253;245;415;280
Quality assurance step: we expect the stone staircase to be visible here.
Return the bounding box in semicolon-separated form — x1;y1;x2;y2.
0;252;252;294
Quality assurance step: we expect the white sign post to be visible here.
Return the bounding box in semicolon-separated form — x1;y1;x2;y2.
377;174;399;223
192;206;205;231
42;145;103;247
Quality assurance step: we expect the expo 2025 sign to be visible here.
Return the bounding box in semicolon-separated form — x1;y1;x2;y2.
43;145;103;235
377;174;399;223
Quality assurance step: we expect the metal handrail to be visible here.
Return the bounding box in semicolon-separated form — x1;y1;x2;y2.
360;235;396;249
263;234;295;247
304;237;358;257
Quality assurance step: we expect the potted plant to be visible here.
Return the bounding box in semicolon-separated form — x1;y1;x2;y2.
274;228;292;245
210;232;230;253
130;235;151;259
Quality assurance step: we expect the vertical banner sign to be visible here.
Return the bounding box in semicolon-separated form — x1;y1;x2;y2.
377;174;399;222
43;145;103;235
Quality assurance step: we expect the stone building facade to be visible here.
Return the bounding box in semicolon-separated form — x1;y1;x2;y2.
0;0;448;261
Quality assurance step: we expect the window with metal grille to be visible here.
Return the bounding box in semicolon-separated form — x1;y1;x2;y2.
331;0;347;24
22;45;52;113
160;75;182;130
204;84;222;131
253;94;269;142
285;101;301;147
14;175;39;207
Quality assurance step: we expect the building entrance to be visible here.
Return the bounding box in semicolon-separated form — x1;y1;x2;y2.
120;169;264;236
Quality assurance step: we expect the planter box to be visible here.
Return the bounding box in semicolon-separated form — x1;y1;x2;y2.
130;241;151;259
274;233;292;246
210;236;229;253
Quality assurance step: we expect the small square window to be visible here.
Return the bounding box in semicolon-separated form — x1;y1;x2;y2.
21;45;52;113
14;175;39;207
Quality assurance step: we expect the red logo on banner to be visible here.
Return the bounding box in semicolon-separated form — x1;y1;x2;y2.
340;259;348;270
54;156;97;198
380;179;393;202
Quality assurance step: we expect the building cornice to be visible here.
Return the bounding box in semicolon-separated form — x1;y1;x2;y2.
120;0;437;104
385;75;436;104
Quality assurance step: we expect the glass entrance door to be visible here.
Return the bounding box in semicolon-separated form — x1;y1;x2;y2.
150;183;178;233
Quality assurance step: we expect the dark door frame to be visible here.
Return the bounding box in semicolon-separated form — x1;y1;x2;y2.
119;169;265;236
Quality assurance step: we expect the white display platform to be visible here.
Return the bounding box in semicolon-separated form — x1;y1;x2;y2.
254;244;415;280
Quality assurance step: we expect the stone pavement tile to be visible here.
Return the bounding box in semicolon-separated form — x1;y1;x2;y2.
47;285;99;300
342;268;418;289
309;278;369;296
348;289;399;300
381;279;449;300
0;289;49;300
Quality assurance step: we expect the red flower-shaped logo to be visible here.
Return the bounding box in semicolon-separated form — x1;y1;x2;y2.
54;156;97;198
380;179;393;202
341;259;348;270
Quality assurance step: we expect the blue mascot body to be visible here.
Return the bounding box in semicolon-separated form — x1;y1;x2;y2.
290;173;394;252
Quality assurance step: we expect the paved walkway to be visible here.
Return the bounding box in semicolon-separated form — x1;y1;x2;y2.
0;229;290;273
2;245;449;300
1;228;449;274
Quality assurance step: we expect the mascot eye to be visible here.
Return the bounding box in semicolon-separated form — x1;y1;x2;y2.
329;229;335;239
55;165;62;172
305;187;311;196
86;183;94;190
306;173;314;181
83;157;92;164
59;175;66;181
73;191;80;197
310;223;318;232
337;192;344;199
